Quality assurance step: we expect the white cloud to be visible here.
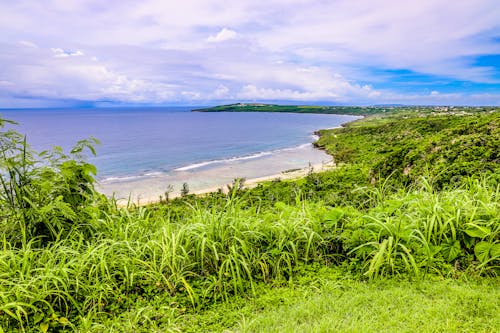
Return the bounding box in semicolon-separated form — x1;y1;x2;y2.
0;43;176;103
255;0;500;82
207;28;238;43
236;85;335;101
51;48;84;57
0;0;498;106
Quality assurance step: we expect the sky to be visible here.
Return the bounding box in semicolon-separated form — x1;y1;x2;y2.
0;0;499;107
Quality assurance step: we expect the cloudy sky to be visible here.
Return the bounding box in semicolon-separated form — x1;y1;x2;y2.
1;0;499;107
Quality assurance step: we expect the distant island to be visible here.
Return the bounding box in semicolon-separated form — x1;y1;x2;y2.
192;103;494;116
192;103;390;116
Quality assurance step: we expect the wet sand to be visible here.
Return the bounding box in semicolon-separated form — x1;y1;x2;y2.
96;143;334;206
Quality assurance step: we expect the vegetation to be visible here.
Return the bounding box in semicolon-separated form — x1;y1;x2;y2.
0;107;499;332
192;103;498;116
228;269;500;333
315;109;500;188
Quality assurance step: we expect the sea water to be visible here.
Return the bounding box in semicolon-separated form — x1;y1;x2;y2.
0;107;359;200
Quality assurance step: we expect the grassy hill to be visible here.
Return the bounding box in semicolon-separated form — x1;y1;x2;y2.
0;108;499;332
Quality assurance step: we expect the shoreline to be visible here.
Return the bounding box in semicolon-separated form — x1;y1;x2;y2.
97;142;337;207
97;118;363;207
114;160;335;206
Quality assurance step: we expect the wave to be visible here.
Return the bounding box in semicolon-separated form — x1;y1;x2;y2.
174;143;312;172
99;142;315;182
99;175;147;183
144;171;164;177
99;171;163;183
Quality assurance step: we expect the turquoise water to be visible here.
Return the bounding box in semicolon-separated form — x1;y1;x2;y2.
0;107;358;181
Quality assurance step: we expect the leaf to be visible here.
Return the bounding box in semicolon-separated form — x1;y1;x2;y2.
33;312;44;324
428;245;442;256
462;234;476;250
58;317;69;325
71;137;100;156
366;238;389;279
323;208;345;230
325;208;345;223
40;322;49;333
440;239;462;262
474;241;493;263
491;244;500;258
464;225;491;239
83;163;97;175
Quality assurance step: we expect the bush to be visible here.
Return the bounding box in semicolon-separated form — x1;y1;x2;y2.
0;118;101;246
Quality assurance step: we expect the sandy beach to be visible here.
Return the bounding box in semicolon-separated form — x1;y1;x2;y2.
96;143;335;206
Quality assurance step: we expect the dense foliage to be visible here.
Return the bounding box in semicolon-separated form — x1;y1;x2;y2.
316;110;500;187
0;108;499;332
0;119;101;246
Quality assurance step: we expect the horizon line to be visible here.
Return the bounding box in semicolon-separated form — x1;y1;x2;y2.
1;103;499;111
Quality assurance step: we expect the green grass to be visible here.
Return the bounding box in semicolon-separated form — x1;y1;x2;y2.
2;180;499;331
60;267;500;332
233;271;500;333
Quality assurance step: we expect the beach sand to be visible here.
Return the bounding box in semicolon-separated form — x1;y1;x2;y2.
96;143;334;206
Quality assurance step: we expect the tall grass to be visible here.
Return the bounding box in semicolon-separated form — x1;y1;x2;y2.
346;176;500;278
0;196;335;331
1;177;498;331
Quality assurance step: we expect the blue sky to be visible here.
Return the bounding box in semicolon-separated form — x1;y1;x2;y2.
0;0;499;107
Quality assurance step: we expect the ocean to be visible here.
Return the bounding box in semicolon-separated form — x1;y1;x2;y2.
0;107;359;201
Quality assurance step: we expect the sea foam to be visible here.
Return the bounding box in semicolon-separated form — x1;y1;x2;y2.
174;143;312;172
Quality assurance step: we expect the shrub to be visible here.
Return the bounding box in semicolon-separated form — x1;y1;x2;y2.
0;118;100;246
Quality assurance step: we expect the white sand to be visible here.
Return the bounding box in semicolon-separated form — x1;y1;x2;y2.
96;143;334;206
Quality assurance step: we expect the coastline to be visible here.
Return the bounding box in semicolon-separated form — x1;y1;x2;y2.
96;141;337;207
122;160;335;206
96;117;365;207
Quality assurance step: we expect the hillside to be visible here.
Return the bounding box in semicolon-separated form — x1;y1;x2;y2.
0;108;499;332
